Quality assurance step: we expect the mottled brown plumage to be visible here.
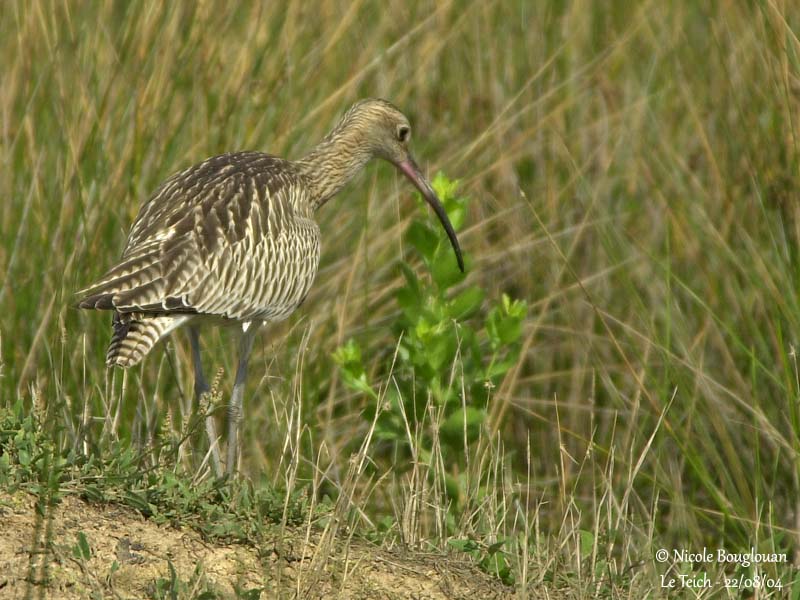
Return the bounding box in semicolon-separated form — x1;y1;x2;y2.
77;98;463;474
79;152;320;366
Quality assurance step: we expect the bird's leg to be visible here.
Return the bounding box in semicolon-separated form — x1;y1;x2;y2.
226;322;258;474
189;326;222;478
189;327;210;397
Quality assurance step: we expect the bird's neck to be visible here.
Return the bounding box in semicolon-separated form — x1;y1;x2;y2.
296;126;374;211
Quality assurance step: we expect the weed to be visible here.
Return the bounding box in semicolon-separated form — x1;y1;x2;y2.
334;174;527;507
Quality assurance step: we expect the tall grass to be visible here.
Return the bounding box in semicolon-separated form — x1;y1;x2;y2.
2;0;800;594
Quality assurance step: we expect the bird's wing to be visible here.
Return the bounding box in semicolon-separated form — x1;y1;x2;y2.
181;215;320;321
78;152;321;321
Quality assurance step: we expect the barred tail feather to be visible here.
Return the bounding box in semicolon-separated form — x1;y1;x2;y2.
107;314;189;367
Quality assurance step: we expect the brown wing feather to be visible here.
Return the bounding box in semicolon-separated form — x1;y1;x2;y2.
78;151;320;322
183;216;320;321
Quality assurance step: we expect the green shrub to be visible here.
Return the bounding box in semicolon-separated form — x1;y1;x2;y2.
334;174;527;477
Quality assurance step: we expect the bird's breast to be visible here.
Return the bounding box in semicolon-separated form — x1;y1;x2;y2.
246;219;321;321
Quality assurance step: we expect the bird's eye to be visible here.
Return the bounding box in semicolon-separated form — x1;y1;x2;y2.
397;125;410;142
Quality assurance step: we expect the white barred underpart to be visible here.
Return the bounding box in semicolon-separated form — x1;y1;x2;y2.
78;99;411;367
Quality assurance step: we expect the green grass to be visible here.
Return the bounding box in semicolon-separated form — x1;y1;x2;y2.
2;0;800;596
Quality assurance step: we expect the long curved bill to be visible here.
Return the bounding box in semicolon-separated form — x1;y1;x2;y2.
397;157;465;272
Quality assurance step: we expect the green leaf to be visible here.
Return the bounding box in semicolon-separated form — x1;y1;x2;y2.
405;220;439;263
396;287;419;317
503;294;528;319
448;538;479;553
332;338;362;368
487;295;527;348
427;328;457;371
495;316;523;345
432;172;461;201
432;172;468;230
579;529;595;559
486;356;516;380
442;202;467;231
81;484;104;502
396;263;423;320
398;262;421;299
448;286;484;320
233;588;262;600
124;491;153;515
333;340;378;400
431;242;466;290
481;551;513;585
72;531;91;560
441;407;485;446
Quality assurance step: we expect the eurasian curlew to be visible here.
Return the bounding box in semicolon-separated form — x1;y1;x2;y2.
78;98;464;475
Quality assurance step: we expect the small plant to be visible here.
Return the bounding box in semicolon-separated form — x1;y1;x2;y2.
334;173;527;486
149;561;220;600
0;398;308;546
71;531;92;561
148;561;262;599
0;399;53;487
448;537;514;586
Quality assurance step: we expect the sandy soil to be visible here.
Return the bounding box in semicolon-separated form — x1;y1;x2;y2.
0;490;514;599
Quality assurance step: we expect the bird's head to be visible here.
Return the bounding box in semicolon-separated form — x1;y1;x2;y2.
338;98;465;272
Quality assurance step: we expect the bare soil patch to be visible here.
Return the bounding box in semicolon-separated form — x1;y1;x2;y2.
0;490;514;599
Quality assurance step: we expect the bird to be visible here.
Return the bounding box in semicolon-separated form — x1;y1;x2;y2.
77;98;464;476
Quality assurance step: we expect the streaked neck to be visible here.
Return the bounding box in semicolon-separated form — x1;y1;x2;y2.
296;122;374;211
